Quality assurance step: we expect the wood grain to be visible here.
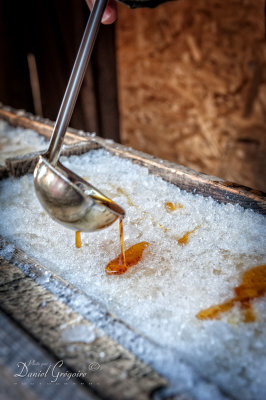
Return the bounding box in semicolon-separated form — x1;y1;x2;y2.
116;0;266;192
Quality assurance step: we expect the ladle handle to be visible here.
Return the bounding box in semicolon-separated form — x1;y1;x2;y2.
47;0;108;165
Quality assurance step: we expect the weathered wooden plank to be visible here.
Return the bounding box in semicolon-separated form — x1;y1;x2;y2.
0;165;8;179
0;105;88;144
0;257;25;285
0;104;265;214
0;363;39;400
0;311;97;400
5;141;100;177
0;243;168;400
93;137;266;214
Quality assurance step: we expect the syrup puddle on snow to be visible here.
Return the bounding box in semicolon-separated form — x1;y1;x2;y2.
75;218;149;275
197;264;266;322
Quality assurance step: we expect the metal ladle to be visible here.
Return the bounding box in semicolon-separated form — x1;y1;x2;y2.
34;0;125;232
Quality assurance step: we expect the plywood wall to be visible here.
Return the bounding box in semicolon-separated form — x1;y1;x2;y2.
116;0;266;191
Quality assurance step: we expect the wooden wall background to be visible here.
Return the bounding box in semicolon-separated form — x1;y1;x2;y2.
116;0;266;191
0;0;265;191
0;0;119;141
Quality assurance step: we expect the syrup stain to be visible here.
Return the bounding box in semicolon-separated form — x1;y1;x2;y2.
165;202;183;212
119;218;126;267
76;231;82;248
177;226;198;245
117;187;135;207
197;264;266;322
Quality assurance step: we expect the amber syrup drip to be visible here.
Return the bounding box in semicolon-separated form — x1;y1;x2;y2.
119;218;126;267
197;264;266;323
75;231;82;248
165;202;183;212
177;226;198;245
106;218;149;275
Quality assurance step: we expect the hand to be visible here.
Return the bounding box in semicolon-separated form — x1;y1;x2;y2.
86;0;117;24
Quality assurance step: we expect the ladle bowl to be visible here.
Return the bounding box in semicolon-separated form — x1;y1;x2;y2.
34;157;124;232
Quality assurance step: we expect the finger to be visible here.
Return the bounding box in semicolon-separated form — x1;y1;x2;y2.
85;0;117;24
102;0;117;24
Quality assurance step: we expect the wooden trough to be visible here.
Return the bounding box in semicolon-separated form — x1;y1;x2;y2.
0;104;265;400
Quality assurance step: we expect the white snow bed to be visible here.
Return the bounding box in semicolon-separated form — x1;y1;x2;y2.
0;149;266;400
0;120;47;166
